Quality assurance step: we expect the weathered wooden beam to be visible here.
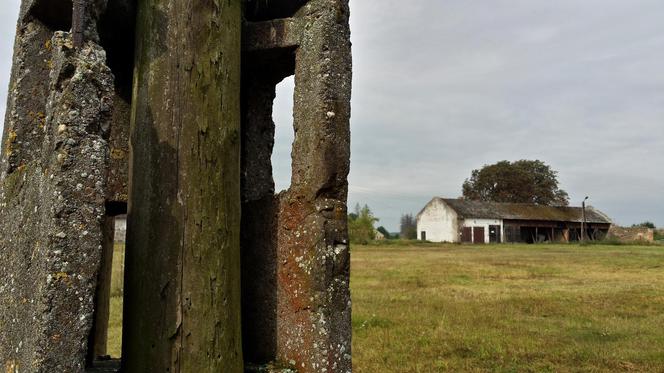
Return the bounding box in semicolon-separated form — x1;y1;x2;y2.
122;0;243;371
243;19;300;52
72;0;86;48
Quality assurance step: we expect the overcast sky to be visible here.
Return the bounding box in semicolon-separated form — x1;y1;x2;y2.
2;1;663;231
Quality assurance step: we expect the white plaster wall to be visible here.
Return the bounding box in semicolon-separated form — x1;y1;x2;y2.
416;199;459;242
114;216;127;243
462;218;503;243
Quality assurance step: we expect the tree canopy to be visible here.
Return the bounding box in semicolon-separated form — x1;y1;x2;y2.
400;213;417;240
633;221;656;229
462;160;569;206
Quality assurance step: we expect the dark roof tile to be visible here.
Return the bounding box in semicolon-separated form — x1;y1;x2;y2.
438;198;612;224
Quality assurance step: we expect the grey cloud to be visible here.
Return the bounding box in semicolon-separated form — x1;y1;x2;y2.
0;1;20;127
342;0;664;230
0;1;661;231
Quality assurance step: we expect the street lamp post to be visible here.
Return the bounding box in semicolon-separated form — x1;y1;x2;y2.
581;196;589;242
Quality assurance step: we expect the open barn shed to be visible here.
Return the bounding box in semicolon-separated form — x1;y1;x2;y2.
417;198;612;244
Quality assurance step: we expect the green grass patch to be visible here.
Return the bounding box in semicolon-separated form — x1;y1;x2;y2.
351;243;664;372
107;242;664;371
106;244;124;358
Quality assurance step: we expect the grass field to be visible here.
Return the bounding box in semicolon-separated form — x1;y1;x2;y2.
352;243;664;372
107;244;124;358
108;243;664;372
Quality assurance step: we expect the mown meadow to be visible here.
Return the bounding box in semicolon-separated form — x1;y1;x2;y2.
108;242;664;372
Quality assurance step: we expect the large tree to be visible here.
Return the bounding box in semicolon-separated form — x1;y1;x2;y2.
462;160;569;206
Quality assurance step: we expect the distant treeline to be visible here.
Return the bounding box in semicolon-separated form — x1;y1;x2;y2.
348;203;418;244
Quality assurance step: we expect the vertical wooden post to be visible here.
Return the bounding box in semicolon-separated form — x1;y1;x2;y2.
122;0;243;371
71;0;86;48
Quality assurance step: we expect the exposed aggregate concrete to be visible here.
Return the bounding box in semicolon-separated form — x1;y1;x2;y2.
242;0;352;372
0;30;114;372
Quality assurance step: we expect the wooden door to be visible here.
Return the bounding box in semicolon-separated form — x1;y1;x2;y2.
462;227;472;243
473;227;485;244
489;225;501;243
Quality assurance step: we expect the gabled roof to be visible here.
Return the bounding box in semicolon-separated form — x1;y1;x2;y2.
423;198;612;224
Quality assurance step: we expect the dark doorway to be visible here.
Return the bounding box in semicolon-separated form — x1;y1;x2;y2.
462;227;473;243
520;226;553;243
489;225;501;243
521;227;537;243
421;231;427;241
473;227;485;244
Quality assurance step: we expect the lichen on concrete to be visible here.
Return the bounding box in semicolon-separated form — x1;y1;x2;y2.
242;0;352;372
1;0;352;371
0;28;114;372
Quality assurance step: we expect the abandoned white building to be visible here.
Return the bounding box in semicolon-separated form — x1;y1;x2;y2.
416;198;612;244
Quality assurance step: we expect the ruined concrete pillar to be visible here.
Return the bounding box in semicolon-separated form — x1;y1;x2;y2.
122;0;244;371
0;0;134;371
0;25;114;373
242;1;353;372
1;0;351;371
